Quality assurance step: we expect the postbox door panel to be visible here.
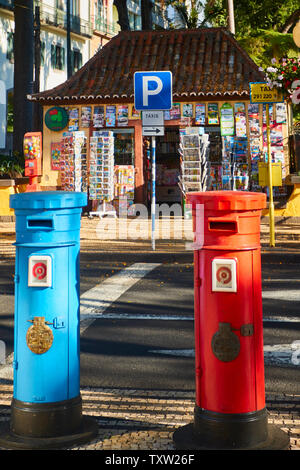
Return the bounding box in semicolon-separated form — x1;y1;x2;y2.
196;249;265;414
14;245;79;404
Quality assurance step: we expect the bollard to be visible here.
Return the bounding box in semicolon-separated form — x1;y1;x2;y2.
173;191;290;450
0;191;97;449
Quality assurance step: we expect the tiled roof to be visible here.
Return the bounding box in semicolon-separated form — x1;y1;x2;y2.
28;28;265;104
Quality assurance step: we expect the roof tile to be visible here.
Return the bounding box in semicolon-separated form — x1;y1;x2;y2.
29;28;264;103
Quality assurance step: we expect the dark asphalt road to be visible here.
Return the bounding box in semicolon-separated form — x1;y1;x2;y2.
0;249;299;396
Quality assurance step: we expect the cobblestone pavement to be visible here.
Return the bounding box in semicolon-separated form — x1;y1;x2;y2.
0;384;299;450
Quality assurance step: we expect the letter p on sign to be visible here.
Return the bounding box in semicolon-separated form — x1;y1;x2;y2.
134;71;172;111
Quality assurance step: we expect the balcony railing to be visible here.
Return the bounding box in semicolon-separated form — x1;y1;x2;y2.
94;16;120;36
38;3;92;38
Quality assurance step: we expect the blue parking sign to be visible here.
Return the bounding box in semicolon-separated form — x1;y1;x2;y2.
134;71;172;111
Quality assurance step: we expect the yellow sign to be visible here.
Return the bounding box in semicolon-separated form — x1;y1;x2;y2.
250;82;283;104
258;162;282;187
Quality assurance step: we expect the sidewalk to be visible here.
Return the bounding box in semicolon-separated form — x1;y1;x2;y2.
2;216;300;257
0;217;299;450
0;383;299;450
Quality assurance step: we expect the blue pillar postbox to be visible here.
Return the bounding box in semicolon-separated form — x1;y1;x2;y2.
0;191;98;449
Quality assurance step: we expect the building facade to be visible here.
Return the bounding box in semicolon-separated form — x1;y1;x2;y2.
0;0;167;154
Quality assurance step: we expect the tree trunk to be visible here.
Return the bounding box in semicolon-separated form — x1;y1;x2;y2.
13;0;34;156
113;0;131;31
280;9;300;34
141;0;153;30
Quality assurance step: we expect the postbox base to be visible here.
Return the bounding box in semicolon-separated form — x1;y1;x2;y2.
173;407;290;450
0;395;98;449
0;416;98;450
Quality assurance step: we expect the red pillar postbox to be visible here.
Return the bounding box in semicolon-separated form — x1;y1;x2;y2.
173;191;290;450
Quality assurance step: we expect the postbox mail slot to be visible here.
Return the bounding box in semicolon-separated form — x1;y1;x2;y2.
209;220;237;232
27;218;54;230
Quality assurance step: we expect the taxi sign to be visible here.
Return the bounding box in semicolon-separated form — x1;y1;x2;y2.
249;82;283;104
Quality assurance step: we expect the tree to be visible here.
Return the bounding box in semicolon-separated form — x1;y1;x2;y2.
206;0;300;35
13;0;34;156
206;0;300;66
166;0;224;29
113;0;130;30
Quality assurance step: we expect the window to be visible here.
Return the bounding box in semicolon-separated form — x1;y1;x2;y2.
51;44;65;70
72;49;82;73
7;32;14;62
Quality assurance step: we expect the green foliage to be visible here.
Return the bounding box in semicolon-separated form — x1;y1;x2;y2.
206;0;299;35
166;0;225;29
237;30;299;68
0;153;24;178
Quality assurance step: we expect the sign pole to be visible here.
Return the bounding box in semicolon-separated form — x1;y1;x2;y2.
151;135;156;250
266;103;275;247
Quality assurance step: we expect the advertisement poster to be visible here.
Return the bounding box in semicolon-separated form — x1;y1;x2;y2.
81;106;92;127
106;105;116;127
220;103;234;136
195;103;206;125
275;103;287;124
234;103;247;137
130;105;140;119
117;105;129;126
165;103;181;120
68;107;79;131
93;106;105;128
51;142;62;170
182;103;193;118
207;103;219;124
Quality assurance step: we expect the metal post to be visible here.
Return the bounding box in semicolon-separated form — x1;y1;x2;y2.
227;0;235;35
67;0;72;78
151;135;156;250
266;103;275;247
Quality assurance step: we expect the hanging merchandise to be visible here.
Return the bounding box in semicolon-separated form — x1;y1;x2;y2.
207;103;219;125
220;103;234;136
93;106;105;128
60;131;87;192
114;165;135;214
234;103;247;137
178;128;210;198
105;106;116;127
51;142;62;171
195;104;206;125
117;105;129;126
89;131;114;200
68;108;79;131
222;136;249;191
89;131;116;218
81;106;92;128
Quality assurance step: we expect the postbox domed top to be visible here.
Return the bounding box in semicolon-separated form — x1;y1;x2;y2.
187;191;266;212
10;191;88;210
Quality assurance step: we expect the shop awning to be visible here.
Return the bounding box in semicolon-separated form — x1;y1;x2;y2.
28;28;265;104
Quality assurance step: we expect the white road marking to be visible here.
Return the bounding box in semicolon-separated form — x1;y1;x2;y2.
149;343;300;366
79;263;160;333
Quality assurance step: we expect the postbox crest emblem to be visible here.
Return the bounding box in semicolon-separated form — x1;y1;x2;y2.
26;317;53;354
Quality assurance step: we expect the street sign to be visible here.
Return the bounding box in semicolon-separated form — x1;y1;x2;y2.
142;126;165;136
249;82;283;104
142;110;164;127
134;71;172;111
